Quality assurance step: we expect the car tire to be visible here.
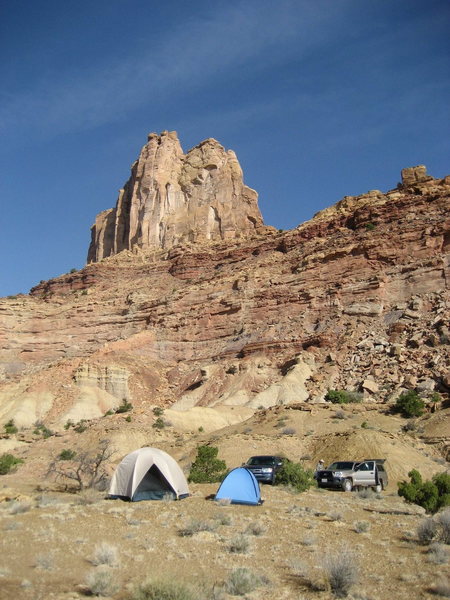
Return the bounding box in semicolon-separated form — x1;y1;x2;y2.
342;478;353;492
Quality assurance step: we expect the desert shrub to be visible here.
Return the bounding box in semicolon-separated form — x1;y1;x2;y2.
116;399;133;414
64;420;74;430
433;473;450;498
85;566;119;597
58;449;77;461
322;549;359;597
428;542;449;564
301;535;317;546
131;579;198;600
73;419;88;433
394;391;425;417
47;439;114;491
245;521;266;536
325;390;362;404
398;470;450;513
0;453;24;475
228;534;250;554
213;512;232;526
178;519;216;537
33;421;53;438
329;511;343;522
417;517;439;544
188;446;227;483
91;542;119;567
275;460;315;492
354;520;370;533
216;497;231;506
152;417;166;429
437;508;450;544
333;410;346;420
152;407;164;417
3;419;18;434
282;427;296;435
224;567;268;596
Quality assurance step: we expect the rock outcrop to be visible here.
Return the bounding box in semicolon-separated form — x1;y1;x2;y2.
87;131;265;262
1;149;449;432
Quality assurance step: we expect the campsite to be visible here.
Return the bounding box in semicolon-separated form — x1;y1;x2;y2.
1;403;449;599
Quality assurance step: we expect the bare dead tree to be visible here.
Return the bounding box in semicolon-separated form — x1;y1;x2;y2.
47;439;115;491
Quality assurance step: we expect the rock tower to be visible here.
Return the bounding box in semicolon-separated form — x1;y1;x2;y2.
87;131;265;262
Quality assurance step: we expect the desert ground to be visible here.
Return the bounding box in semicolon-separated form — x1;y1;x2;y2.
1;403;449;600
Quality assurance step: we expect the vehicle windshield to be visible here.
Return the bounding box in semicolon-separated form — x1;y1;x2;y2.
327;462;355;470
247;456;278;466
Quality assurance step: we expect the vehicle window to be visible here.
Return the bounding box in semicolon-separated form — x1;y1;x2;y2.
328;462;355;470
357;462;371;471
247;457;275;465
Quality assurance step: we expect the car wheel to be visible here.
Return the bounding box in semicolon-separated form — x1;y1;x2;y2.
342;478;353;492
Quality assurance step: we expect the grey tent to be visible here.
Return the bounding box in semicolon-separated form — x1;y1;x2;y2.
109;447;189;501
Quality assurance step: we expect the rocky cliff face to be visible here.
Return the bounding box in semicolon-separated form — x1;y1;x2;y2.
87;131;265;262
1;157;449;440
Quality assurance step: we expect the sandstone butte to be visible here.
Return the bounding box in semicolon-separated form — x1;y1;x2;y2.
0;131;449;467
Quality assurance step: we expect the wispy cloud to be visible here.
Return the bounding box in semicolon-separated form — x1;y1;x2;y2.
0;1;348;142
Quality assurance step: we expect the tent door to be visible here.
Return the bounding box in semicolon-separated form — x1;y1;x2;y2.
133;465;175;501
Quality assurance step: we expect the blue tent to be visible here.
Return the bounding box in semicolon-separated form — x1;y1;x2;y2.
215;467;262;505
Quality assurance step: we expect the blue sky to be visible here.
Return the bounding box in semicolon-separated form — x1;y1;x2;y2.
1;0;449;297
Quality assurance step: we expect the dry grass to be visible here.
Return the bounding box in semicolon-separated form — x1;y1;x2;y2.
228;533;250;554
322;548;359;597
91;542;120;567
85;566;120;597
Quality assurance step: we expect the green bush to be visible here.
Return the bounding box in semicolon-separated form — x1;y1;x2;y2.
275;461;316;492
188;446;227;483
3;419;18;435
398;469;450;513
152;417;165;430
152;407;164;417
58;449;77;461
0;453;24;475
394;391;425;417
116;399;133;414
325;390;362;404
33;422;53;438
73;420;88;433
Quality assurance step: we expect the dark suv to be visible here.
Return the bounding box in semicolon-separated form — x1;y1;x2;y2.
242;455;287;484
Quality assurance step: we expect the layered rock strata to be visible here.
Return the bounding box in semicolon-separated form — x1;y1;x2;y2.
88;131;265;262
1;161;449;428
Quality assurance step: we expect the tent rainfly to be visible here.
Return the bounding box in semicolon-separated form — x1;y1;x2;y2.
215;467;262;505
109;447;189;501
